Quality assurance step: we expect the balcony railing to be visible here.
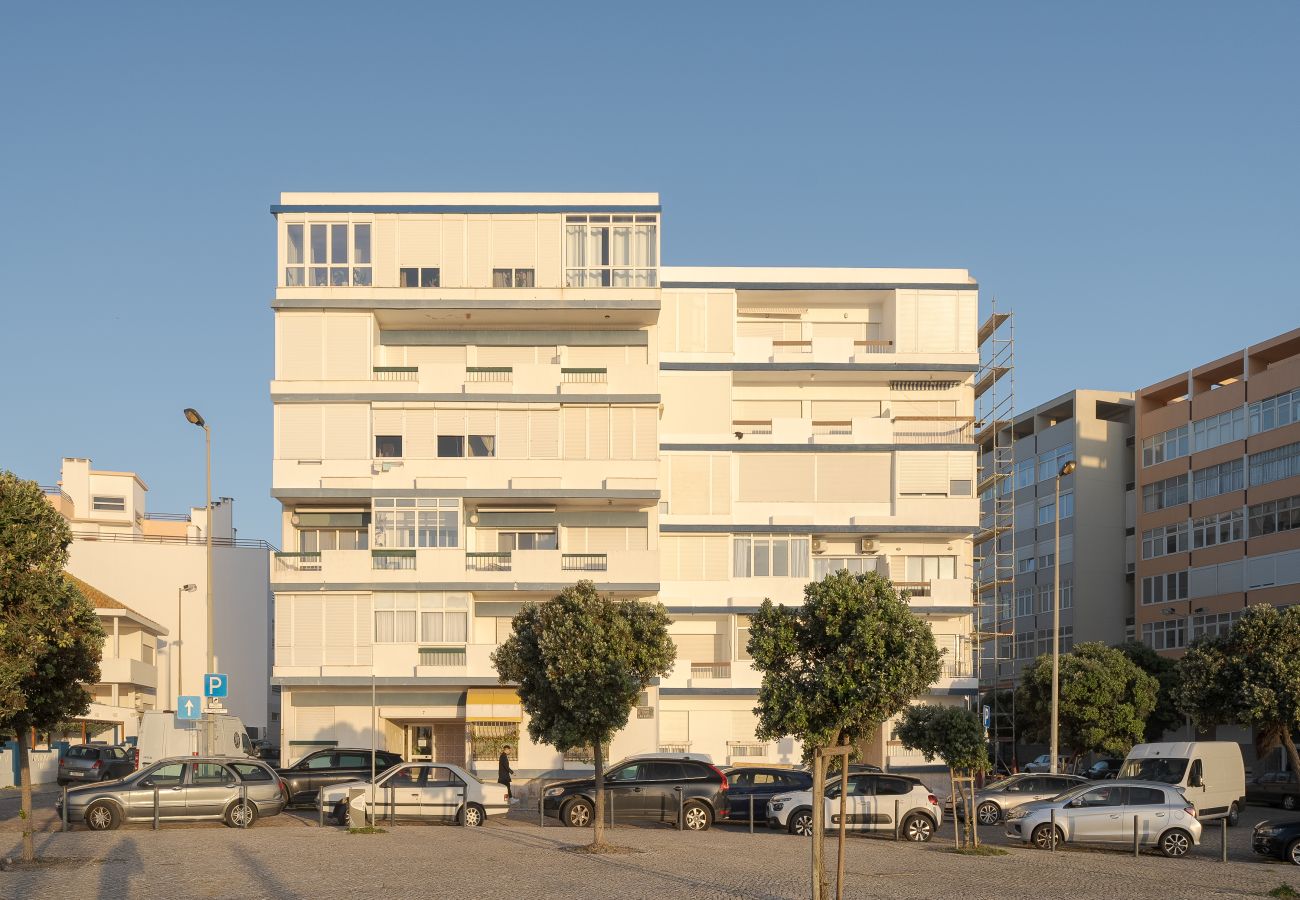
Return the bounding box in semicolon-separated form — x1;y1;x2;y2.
466;366;512;382
419;647;467;667
732;419;773;435
373;366;418;381
727;741;769;759
466;551;511;572
74;531;278;550
853;339;894;354
895;581;932;597
811;420;853;436
658;743;691;755
274;552;322;572
561;553;608;572
893;417;975;444
942;661;974;678
372;549;416;570
772;340;812;353
561;367;607;383
143;512;192;522
690;661;731;679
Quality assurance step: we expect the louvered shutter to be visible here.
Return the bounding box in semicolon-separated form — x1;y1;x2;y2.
738;455;815;501
670;456;711;515
278;406;322;459
279;315;323;379
816;454;891;502
322;405;370;459
563;407;586;459
610;407;635;459
634;408;658;459
497;410;528;458
587;407;609;461
405;410;437;458
323;316;370;379
897;452;948;495
710;456;731;514
529;410;559;458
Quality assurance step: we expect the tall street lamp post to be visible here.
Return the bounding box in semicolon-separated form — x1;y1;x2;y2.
184;408;214;753
1050;458;1076;776
176;583;196;706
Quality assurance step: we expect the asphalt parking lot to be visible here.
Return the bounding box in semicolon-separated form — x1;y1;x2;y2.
2;788;1298;899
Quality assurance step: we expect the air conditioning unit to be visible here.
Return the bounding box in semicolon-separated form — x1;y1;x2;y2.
860;538;876;554
811;539;825;553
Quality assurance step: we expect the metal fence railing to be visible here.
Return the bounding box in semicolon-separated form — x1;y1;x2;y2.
561;367;607;383
561;553;608;571
275;552;322;572
690;661;731;679
372;550;416;570
466;366;512;382
466;552;511;572
373;366;418;381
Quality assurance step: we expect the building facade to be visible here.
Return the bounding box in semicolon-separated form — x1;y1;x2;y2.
269;192;979;776
1134;327;1300;658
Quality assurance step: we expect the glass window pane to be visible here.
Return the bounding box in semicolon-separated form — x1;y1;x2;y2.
468;435;495;457
445;612;467;642
287;224;304;264
515;268;534;287
421;268;440;287
311;224;327;263
772;540;789;576
331;224;349;264
353;267;372;286
438;435;464;457
395;610;417;642
733;539;751;577
493;268;512;288
353;224;371;264
330;267;349;285
400;267;418;287
310;267;329;286
754;541;770;576
285;267;304;285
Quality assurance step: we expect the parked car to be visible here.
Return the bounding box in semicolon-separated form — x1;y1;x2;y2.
1085;759;1123;780
962;773;1089;825
542;755;729;831
1120;741;1246;825
797;763;883;775
767;772;942;842
1252;819;1300;865
1246;771;1299;810
1023;754;1072;774
276;748;404;807
320;761;509;827
722;767;812;822
58;744;136;786
56;757;287;830
1004;780;1200;857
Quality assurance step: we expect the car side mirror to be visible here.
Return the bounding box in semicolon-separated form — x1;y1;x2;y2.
1067;799;1083;808
1190;775;1203;788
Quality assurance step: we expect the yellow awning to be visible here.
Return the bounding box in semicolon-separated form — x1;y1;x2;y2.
466;688;521;722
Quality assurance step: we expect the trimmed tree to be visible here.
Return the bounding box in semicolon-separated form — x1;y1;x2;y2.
1016;642;1157;766
895;704;990;848
748;570;942;900
491;580;675;848
0;472;104;861
1114;640;1184;742
1177;604;1300;778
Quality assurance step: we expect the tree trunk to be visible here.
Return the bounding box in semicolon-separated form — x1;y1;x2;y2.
968;771;979;848
949;768;961;848
18;729;35;862
835;738;848;900
1282;728;1300;788
591;740;605;848
811;750;826;900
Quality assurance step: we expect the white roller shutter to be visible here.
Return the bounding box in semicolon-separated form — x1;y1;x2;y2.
634;408;658;460
467;409;497;438
711;456;731;514
498;410;528;458
734;400;801;420
675;634;716;663
738;455;815;502
295;706;336;745
817;454;891;502
372;408;404;442
437;410;466;441
670;456;712;515
292;596;324;667
897;452;948;495
706;293;734;353
530;410;560;458
812;400;881;419
279;315;324;380
611;407;635;460
405;409;437;458
477;346;532;368
703;536;729;580
660;710;689;744
321;405;370;459
491;218;536;268
916;292;958;352
323;315;371;380
397;219;441;267
563;407;586;459
677;293;708;352
278;405;322;459
588;407;610;461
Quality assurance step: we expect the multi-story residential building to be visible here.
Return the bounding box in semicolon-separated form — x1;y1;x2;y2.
1134;328;1300;658
43;457;276;738
977;390;1134;697
269;192;979;775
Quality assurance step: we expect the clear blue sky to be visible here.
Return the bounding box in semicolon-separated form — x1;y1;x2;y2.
2;2;1296;544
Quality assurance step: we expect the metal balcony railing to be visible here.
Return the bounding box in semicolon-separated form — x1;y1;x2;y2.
732;419;773;435
690;661;731;679
373;366;418;381
561;367;607;383
419;647;467;667
727;741;769;759
853;339;894;354
143;512;191;522
466;366;512;382
372;550;416;570
893;417;975;444
275;552;322;572
812;420;853;436
657;743;691;755
467;552;511;572
895;581;932;597
561;553;608;572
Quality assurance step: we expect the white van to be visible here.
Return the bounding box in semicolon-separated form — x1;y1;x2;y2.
1121;741;1246;825
136;711;256;768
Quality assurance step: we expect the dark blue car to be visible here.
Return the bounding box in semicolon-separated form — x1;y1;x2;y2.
1252;819;1300;866
722;767;812;822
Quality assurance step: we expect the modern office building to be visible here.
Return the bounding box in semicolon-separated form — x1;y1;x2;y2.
43;457;276;738
269;192;979;775
1134;327;1300;658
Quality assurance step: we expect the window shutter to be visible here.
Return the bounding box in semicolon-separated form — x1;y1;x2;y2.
703;536;729;580
710;456;731;514
588;407;609;461
278;405;322;459
897;452;948;495
670;456;712;515
817;454;891;502
675;634;715;663
279;315;323;379
634;408;658;459
811;400;880;419
563;407;586;459
437;410;466;440
321;405;370;459
627;527;648;551
295;706;336;744
734;400;801;420
467;409;496;436
497;410;528;458
323;315;370;380
405;410;437;458
660;710;689;743
738;455;815;501
491;218;536;268
397;219;441;268
292;596;324;667
274;596;294;666
324;594;360;665
610;407;635;459
405;345;464;366
529;409;559;458
660;536;681;580
372;408;404;440
706;293;734;352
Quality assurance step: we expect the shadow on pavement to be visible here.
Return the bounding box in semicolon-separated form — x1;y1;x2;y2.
100;835;142;900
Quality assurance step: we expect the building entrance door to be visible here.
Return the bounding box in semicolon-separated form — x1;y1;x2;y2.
406;723;466;766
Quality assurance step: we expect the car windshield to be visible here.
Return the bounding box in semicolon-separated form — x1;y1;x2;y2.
1120;757;1189;783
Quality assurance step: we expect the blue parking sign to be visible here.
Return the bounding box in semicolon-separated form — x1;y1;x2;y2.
177;696;202;720
204;673;229;698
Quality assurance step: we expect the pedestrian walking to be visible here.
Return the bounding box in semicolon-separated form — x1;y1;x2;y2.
498;745;515;799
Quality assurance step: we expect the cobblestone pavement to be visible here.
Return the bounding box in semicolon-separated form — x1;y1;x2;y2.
1;802;1299;900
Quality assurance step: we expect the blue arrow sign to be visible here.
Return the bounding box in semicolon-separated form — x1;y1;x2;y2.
204;673;228;698
177;696;201;720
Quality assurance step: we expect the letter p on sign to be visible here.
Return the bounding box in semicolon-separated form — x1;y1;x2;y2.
204;673;228;698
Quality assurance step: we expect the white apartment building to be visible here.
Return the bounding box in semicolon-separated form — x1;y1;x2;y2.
44;457;276;738
269;193;979;776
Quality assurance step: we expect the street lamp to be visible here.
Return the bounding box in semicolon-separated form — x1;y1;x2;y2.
175;584;196;705
1049;458;1076;776
184;408;214;749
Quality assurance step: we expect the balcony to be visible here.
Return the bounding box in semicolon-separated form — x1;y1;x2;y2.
689;661;731;679
894;581;932;597
372;366;417;382
561;553;608;572
726;741;770;763
560;367;607;384
466;552;511;572
892;417;974;445
271;548;657;588
100;657;158;689
465;366;512;383
372;550;415;570
274;551;321;573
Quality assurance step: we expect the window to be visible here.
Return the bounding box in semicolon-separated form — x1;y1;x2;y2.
1037;443;1074;482
468;435;496;458
736;616;752;661
373;498;460;549
418;593;469;643
92;495;125;512
1192;458;1243;500
1015;588;1034;617
1017;556;1036;574
298;524;369;552
875;777;912;796
1060;625;1074;653
1143;474;1188;512
147;762;187;785
492;268;535;288
1142;618;1186;650
304;752;334;769
193;763;232;785
335;753;369;768
1014;458;1035;490
1142;522;1188;559
1014;632;1034;660
1248;388;1300;435
1037;585;1053;613
1192;407;1245;452
1191;509;1244;549
229;762;272;782
399;267;440;288
494;531;558;551
812;556;883;580
1142;425;1189;467
1249;441;1300;487
1036;628;1051;657
1058;491;1073;519
1060;580;1073;609
1191;611;1241;641
903;556;957;582
949;479;973;497
731;537;810;578
286;222;371;286
1037;552;1055;570
1141;570;1188;605
437;435;465;458
1249;494;1300;537
564;214;658;287
373;592;468;644
375;435;403;459
1037;499;1055;526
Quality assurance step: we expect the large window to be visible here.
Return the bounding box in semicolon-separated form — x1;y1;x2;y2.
1014;458;1035;490
1192;408;1245;452
373;498;460;549
732;537;809;578
1191;611;1241;641
1142;474;1188;512
1037;498;1055;526
285;222;371;286
1249;441;1300;487
373;592;469;644
1142;619;1185;651
1142;425;1189;467
564;214;658;287
812;556;883;580
1037;444;1075;482
298;525;369;552
1248;388;1300;435
1192;458;1243;500
1191;509;1244;549
493;530;558;551
1249;494;1300;537
1015;588;1034;617
904;556;957;582
92;495;125;512
1014;632;1034;660
1142;522;1188;559
1141;570;1188;605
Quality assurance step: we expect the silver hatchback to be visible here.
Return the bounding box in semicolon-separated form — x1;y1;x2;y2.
1005;780;1202;857
966;773;1089;825
56;757;287;830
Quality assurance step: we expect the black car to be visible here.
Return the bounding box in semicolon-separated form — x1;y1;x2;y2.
276;748;404;807
57;745;136;786
722;767;812;822
542;755;729;831
1246;771;1300;810
1252;819;1300;866
1084;759;1123;780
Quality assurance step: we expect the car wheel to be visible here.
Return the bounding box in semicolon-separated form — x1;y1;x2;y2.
681;801;711;832
788;808;815;837
459;803;486;827
1031;823;1063;850
902;813;934;842
225;800;258;828
1159;828;1192;858
1284;794;1299;812
1287;838;1300;866
977;802;1001;826
84;801;119;832
563;799;593;828
1227;802;1240;827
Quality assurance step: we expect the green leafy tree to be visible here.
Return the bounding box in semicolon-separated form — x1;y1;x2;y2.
0;472;104;861
895;704;990;847
491;581;674;848
1016;642;1157;765
748;570;942;899
1114;639;1184;742
1177;605;1300;777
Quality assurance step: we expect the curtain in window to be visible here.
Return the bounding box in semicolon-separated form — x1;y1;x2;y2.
732;539;752;577
789;539;809;577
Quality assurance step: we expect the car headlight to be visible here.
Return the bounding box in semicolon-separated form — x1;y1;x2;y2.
770;795;791;804
544;787;565;798
1005;808;1027;820
769;802;784;811
1256;826;1281;836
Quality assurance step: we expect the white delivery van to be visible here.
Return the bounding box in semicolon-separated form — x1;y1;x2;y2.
1121;741;1246;825
136;711;257;767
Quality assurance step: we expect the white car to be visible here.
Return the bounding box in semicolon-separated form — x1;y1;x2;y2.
318;762;510;827
767;771;943;842
1004;780;1201;857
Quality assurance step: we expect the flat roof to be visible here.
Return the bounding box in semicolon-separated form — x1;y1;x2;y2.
275;191;660;212
660;266;976;289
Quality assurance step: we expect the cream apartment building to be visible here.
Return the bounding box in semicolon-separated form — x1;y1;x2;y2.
269;192;979;775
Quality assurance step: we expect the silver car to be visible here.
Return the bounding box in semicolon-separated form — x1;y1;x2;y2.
965;773;1089;825
56;757;287;830
1004;780;1201;857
